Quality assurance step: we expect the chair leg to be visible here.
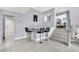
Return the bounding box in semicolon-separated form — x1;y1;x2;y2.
28;33;31;41
45;32;48;41
39;33;43;44
30;33;32;40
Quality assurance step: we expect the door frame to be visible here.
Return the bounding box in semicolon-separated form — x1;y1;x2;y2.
2;15;15;41
56;10;71;46
56;10;70;29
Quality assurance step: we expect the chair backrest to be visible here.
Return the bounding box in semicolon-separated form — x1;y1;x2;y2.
45;27;50;32
38;28;45;32
25;27;28;32
41;28;45;32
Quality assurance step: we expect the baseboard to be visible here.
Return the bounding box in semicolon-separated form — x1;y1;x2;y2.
15;35;47;42
15;36;28;40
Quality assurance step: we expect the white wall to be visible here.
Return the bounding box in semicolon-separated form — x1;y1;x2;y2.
42;8;55;37
23;8;54;27
42;8;54;27
23;8;43;27
0;9;25;41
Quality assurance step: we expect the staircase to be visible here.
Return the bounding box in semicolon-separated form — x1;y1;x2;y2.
50;28;68;44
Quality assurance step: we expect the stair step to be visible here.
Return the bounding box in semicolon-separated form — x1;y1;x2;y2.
50;38;68;42
50;37;68;43
52;28;68;33
51;33;68;36
51;34;68;37
51;35;68;39
50;28;68;41
53;30;68;33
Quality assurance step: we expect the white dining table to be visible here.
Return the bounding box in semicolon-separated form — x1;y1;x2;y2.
28;26;46;42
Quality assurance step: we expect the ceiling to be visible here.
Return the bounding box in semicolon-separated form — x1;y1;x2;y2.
0;7;53;14
32;7;53;12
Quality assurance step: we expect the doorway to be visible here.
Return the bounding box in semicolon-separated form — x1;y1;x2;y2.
75;25;79;38
56;11;70;29
56;11;71;46
3;15;14;42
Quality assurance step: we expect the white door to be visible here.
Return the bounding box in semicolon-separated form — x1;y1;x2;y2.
5;16;14;38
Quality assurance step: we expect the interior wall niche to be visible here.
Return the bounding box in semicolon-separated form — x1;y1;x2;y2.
47;15;52;22
33;15;38;22
44;15;52;22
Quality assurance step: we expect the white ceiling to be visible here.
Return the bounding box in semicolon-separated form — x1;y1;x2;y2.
32;7;53;12
0;7;53;14
0;7;30;14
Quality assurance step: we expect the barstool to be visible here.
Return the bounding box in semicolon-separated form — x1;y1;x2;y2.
44;27;50;41
37;28;45;44
25;27;32;39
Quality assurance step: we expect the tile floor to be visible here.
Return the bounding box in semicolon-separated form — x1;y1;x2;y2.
0;36;79;52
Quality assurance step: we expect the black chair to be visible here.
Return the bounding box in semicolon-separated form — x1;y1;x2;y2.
25;27;32;32
44;27;50;41
25;27;32;39
37;28;45;44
